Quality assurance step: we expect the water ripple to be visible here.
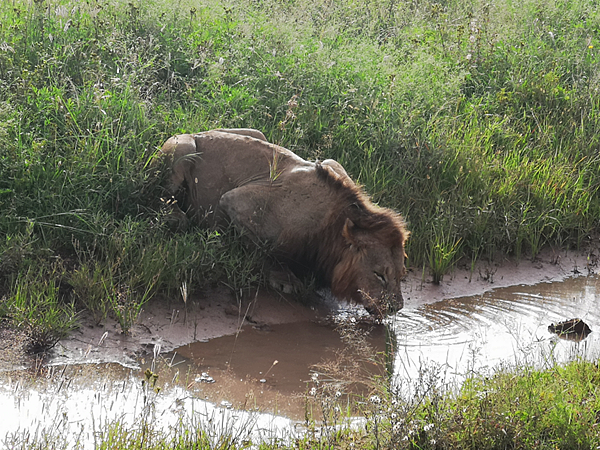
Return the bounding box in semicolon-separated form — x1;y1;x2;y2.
390;275;600;389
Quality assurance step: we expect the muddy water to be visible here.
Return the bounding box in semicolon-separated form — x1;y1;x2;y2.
150;321;387;419
2;274;600;445
150;275;600;417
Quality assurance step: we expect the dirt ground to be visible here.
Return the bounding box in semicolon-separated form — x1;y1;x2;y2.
3;246;596;370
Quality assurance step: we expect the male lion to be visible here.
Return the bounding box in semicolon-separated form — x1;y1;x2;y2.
159;129;409;317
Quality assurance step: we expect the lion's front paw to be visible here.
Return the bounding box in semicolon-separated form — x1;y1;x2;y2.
268;270;302;294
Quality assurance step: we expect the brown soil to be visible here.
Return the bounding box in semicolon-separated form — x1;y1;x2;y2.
401;246;594;308
49;286;327;368
3;246;595;370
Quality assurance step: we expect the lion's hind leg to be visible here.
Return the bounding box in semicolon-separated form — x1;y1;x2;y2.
220;184;304;295
218;184;281;243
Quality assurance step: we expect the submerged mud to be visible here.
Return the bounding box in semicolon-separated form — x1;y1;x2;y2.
157;321;387;419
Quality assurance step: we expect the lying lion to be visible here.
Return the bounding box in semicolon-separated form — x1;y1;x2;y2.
159;129;409;317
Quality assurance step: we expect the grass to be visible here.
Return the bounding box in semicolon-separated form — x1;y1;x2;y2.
1;0;600;445
1;0;600;309
1;265;78;352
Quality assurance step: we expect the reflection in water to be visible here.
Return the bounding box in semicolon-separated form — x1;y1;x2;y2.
391;274;600;391
0;364;296;448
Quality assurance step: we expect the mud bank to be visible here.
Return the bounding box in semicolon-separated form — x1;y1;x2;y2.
24;246;598;369
402;247;595;308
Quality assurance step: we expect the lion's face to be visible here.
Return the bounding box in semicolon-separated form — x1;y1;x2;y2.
331;219;407;317
356;244;406;316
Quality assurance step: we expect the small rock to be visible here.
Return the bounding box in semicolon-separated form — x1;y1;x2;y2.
195;372;215;383
548;318;592;341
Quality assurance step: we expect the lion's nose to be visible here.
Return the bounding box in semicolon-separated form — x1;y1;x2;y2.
387;292;404;314
363;292;404;317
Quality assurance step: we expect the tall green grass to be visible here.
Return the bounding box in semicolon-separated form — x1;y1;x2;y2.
1;0;600;340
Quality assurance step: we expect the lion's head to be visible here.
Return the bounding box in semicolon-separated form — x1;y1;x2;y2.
329;217;408;318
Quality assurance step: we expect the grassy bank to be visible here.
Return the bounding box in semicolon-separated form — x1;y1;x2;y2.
2;0;600;339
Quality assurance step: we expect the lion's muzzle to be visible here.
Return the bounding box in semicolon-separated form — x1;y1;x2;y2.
361;290;404;318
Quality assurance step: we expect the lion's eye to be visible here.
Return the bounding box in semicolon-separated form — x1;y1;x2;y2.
374;271;387;286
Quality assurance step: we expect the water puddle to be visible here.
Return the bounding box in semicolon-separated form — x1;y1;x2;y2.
0;364;297;448
146;321;387;420
2;274;600;446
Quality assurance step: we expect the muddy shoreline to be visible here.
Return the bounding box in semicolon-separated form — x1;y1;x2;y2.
0;246;597;425
40;247;593;369
0;247;593;371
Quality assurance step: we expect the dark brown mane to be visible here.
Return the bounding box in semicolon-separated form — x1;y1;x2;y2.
273;162;410;299
315;162;409;247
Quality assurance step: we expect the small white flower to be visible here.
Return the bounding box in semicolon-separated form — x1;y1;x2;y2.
369;395;381;404
310;387;317;396
335;391;342;398
424;423;434;432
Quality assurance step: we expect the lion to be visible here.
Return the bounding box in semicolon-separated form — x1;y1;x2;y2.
159;129;409;317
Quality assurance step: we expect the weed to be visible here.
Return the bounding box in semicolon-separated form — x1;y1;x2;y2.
1;265;79;352
427;213;463;284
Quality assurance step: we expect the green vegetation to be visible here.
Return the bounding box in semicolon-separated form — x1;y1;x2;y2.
1;0;600;334
319;359;600;450
1;0;600;445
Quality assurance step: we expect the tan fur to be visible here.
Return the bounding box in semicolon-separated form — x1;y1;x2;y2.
159;129;409;316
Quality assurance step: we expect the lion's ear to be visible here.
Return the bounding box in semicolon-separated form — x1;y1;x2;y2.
342;218;358;247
